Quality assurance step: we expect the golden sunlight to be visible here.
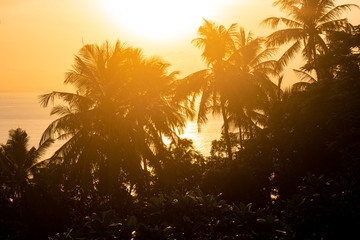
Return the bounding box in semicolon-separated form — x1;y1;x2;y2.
100;0;234;41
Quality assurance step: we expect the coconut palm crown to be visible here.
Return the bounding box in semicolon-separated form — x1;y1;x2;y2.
177;20;278;159
177;19;237;161
39;41;186;193
226;28;278;147
0;128;52;202
262;0;358;78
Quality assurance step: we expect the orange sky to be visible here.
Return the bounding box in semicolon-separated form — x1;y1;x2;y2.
0;0;359;93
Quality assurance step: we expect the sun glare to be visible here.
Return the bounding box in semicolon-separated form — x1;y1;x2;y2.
101;0;232;41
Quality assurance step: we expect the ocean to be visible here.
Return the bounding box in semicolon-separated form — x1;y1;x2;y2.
0;93;222;158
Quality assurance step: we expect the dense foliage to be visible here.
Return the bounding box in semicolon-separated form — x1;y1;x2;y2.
1;1;359;239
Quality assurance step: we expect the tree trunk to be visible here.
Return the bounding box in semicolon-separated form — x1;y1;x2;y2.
249;125;254;138
278;75;283;101
138;118;151;191
220;98;232;162
142;157;149;189
238;121;243;150
312;36;321;81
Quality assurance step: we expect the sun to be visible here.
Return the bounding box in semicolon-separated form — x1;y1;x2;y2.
100;0;225;41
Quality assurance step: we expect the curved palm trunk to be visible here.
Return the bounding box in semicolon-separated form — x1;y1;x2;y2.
309;34;323;82
278;75;283;102
139;126;164;192
142;157;149;187
239;125;244;150
312;38;321;81
313;49;323;82
141;140;154;192
136;118;151;191
220;98;232;162
238;120;243;150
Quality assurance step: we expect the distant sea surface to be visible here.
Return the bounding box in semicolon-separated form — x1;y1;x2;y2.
0;93;222;157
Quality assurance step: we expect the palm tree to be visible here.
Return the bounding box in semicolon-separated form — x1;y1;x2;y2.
226;28;278;149
177;19;237;161
261;0;358;80
0;128;52;203
177;21;278;157
39;41;186;194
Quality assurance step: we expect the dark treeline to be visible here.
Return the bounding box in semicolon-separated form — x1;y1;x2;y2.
1;0;360;239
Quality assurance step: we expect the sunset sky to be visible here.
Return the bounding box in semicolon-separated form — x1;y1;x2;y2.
0;0;359;150
1;0;358;94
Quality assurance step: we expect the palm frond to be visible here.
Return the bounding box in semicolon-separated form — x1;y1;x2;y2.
174;69;210;101
50;105;73;116
261;17;302;29
38;91;92;108
40;113;78;145
249;48;278;68
318;18;350;32
315;34;328;54
227;23;239;40
34;138;54;160
319;4;359;23
293;69;317;83
277;40;303;68
273;0;300;11
266;28;304;47
51;130;85;159
253;60;279;77
197;81;213;130
291;81;312;92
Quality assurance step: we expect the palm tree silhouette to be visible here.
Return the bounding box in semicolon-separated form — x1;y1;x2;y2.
39;41;186;194
226;27;278;149
0;128;52;203
262;0;358;80
177;21;277;156
177;19;237;161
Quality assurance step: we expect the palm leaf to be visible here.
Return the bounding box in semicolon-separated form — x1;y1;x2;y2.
318;18;351;32
319;4;359;23
291;81;312;92
249;48;278;68
174;69;209;101
34;138;54;160
197;80;213;130
293;69;317;83
38;91;93;108
261;17;302;29
277;40;302;68
266;28;304;47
